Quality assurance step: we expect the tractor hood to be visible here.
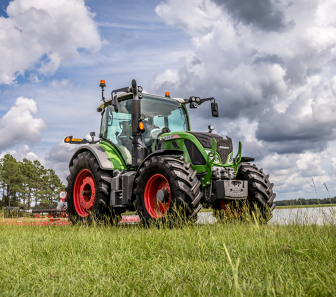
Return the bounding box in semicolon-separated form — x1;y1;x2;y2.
187;132;233;165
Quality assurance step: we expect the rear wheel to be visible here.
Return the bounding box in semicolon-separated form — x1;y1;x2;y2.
134;155;203;226
66;151;122;224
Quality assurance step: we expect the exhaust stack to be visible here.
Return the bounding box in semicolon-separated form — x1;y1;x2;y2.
131;79;147;167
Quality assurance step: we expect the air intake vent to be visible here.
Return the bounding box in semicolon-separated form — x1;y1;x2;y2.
187;132;233;164
185;140;206;165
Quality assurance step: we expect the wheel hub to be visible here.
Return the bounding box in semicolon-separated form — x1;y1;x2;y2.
79;176;96;210
156;188;170;203
144;174;171;219
73;169;96;217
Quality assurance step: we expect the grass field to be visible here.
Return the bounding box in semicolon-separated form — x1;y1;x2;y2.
0;216;335;296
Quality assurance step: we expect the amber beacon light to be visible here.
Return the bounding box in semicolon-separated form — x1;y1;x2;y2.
99;80;106;87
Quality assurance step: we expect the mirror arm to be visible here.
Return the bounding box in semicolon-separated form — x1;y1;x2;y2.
199;97;215;104
183;97;215;105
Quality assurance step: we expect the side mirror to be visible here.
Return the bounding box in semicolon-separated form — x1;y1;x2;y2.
211;102;219;117
90;132;95;142
113;94;119;112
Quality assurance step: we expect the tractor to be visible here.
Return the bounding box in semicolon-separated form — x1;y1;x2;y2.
64;79;276;225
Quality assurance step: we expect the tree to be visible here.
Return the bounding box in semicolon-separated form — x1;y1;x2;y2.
42;169;64;208
20;159;37;210
32;160;45;208
0;155;23;207
0;154;65;209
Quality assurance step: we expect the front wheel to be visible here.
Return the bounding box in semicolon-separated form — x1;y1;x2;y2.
134;155;203;226
212;200;249;222
213;163;276;223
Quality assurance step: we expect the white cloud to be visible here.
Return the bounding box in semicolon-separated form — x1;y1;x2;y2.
259;151;332;198
332;158;336;171
0;97;47;151
48;79;71;88
0;144;39;161
45;141;78;181
155;0;221;37
0;0;103;84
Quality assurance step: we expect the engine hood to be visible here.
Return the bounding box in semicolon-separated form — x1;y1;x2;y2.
187;132;233;164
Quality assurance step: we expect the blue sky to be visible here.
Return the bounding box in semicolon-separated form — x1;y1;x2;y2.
1;0;336;201
0;0;192;158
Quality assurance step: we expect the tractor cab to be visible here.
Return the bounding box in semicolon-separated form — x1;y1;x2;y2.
99;93;190;165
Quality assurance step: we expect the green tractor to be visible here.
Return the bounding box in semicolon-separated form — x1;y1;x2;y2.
64;79;276;225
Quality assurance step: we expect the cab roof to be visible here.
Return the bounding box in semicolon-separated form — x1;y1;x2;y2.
98;92;185;110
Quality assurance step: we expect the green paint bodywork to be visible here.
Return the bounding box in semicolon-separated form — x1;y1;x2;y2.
98;140;126;170
181;103;191;130
159;131;242;188
96;100;242;188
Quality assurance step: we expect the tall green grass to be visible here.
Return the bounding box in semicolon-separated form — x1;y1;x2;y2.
0;217;335;296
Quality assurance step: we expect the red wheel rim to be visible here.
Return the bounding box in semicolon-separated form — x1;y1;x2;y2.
73;169;96;217
144;174;171;219
220;201;245;218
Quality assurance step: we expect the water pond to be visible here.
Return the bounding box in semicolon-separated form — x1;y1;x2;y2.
197;206;336;225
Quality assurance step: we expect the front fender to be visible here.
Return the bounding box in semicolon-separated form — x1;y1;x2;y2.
69;144;113;171
136;149;183;173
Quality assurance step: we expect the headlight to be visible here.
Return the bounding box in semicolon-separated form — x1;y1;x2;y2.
205;149;220;164
227;153;234;164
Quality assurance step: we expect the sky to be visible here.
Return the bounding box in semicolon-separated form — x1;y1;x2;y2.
1;0;336;201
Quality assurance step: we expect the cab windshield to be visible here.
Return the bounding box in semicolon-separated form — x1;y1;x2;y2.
100;94;189;164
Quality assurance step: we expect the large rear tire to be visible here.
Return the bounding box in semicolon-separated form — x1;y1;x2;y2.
134;155;203;226
65;151;122;224
213;162;276;223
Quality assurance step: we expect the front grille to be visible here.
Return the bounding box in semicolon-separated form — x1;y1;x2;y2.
187;132;233;164
185;140;206;165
